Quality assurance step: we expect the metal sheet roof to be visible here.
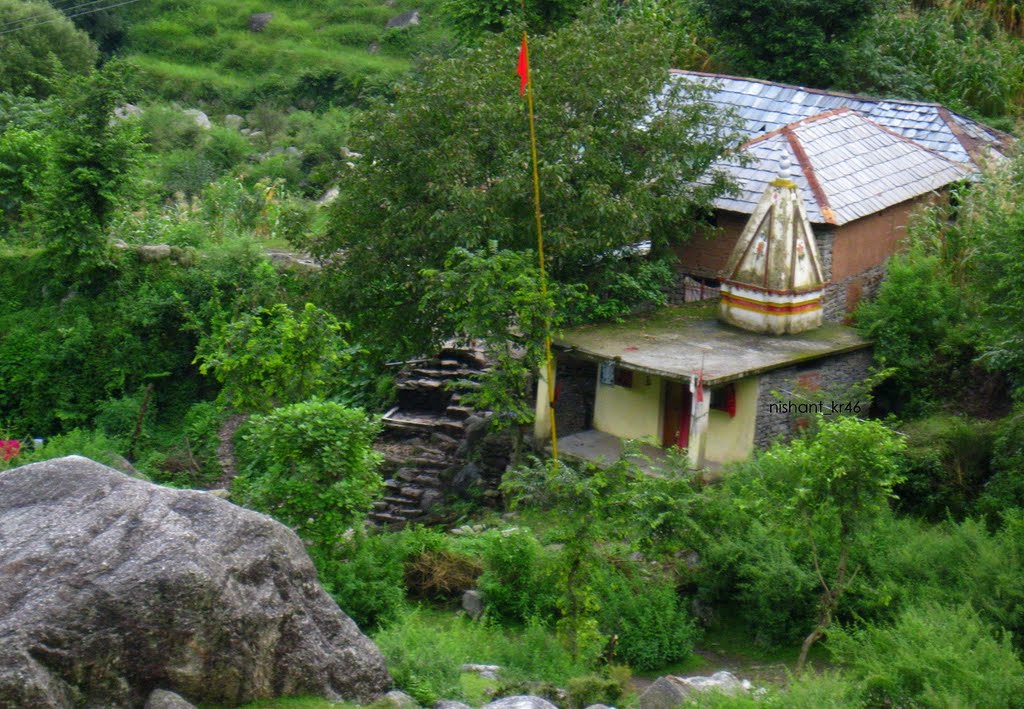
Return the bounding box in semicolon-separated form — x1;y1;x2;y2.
672;70;1012;168
708;109;971;225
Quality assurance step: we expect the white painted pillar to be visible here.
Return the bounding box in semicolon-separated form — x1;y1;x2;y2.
534;366;554;447
688;379;710;469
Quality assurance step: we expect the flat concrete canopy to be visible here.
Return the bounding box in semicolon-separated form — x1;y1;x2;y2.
555;304;870;386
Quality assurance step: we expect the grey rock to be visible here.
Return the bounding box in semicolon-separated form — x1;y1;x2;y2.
0;456;391;708
420;488;443;512
584;705;613;709
638;677;691;709
368;41;380;54
285;146;302;157
240;128;252;136
249;12;274;32
145;689;197;709
461;590;484;620
386;10;420;29
113;103;142;122
678;671;745;696
183;108;211;130
382;690;418;708
435;702;473;709
136;244;172;262
317;186;340;206
482;697;558;709
452;463;481;495
462;663;500;680
224;114;245;129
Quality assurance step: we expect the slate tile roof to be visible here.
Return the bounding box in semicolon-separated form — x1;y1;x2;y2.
710;109;971;225
673;70;1013;168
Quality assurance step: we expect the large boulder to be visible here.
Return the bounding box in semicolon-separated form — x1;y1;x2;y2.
0;456;391;708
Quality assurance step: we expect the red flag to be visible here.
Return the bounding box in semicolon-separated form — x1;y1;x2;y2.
695;371;704;403
517;35;530;96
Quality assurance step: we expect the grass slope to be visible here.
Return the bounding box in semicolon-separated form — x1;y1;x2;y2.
117;0;446;108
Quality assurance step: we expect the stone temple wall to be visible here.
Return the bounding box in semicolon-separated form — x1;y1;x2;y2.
753;347;874;449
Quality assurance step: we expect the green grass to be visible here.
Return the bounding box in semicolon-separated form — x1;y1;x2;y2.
118;0;449;109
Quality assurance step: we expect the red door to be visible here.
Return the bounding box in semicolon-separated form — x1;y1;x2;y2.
662;381;692;449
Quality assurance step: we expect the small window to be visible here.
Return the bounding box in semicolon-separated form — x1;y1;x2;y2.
614;368;634;388
710;383;736;418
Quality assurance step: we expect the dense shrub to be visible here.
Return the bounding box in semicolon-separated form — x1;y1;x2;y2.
829;603;1024;707
233;400;383;546
594;565;699;671
978;403;1024;517
0;0;98;98
896;415;996;520
0;429;127;472
842;6;1024;120
867;513;1024;645
316;531;408;631
856;247;970;415
476;529;560;624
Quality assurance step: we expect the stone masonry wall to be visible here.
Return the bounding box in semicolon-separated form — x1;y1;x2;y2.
753;348;874;448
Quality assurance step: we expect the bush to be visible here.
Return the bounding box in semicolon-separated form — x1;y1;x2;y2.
233;400;383;546
0;0;98;98
855;247;969;415
316;530;408;631
828;603;1024;708
0;428;126;471
565;671;628;709
373;610;464;705
977;403;1024;518
594;564;699;671
867;513;1024;646
476;528;560;624
897;415;996;520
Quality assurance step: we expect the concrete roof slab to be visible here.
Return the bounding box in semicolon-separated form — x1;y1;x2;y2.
556;305;871;385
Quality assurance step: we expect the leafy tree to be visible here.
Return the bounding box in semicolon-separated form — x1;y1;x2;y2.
39;64;141;277
0;0;98;97
195;302;352;414
314;12;739;360
697;0;882;87
234;400;384;547
855;247;969;414
735;417;906;671
441;0;587;37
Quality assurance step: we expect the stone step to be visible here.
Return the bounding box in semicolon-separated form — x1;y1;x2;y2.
445;405;475;420
382;495;419;506
370;512;409;525
408;367;478;380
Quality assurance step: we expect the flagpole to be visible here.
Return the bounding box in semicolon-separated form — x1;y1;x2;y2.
520;29;559;461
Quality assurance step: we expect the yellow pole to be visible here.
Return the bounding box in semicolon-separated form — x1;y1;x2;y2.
521;30;558;461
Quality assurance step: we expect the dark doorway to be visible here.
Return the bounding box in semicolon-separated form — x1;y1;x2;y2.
555;357;597;436
662;380;692;449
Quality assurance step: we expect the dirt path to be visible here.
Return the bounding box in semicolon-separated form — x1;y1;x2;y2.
215;414;248;489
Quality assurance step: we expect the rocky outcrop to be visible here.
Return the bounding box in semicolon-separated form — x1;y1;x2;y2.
482;697;558;709
386;10;420;29
248;12;274;32
638;672;754;709
0;456;391;708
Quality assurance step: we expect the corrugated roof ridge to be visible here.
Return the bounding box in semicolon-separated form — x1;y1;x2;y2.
670;69;947;108
781;125;837;225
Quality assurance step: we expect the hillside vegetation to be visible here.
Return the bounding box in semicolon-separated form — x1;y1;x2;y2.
2;1;1024;707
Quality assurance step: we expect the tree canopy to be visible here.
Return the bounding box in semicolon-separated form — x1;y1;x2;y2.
314;12;740;359
698;0;882;87
0;0;98;98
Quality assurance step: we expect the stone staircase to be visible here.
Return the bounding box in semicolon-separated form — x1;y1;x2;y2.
370;345;496;527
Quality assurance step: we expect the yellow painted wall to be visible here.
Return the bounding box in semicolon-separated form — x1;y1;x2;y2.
593;371;662;444
704;376;758;464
